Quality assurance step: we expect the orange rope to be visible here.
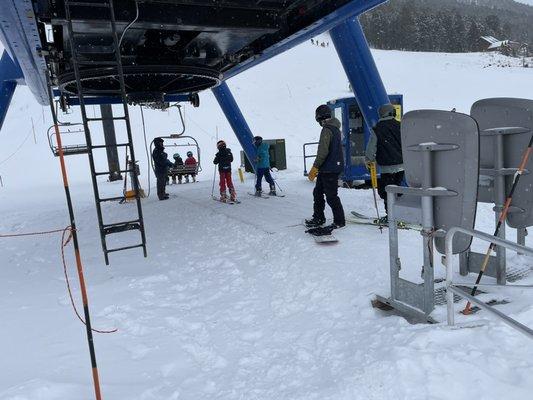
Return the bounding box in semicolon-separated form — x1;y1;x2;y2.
0;226;117;334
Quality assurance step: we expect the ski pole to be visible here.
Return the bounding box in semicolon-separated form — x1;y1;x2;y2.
211;166;216;199
463;133;533;315
369;162;383;233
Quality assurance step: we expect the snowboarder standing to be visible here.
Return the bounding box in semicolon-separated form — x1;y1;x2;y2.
184;151;197;183
213;140;237;202
305;105;345;229
152;137;173;200
365;103;404;223
253;136;276;196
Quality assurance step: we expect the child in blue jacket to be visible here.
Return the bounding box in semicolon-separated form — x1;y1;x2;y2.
253;136;276;196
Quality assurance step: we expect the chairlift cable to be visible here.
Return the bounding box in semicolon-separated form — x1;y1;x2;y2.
139;105;151;197
118;0;139;49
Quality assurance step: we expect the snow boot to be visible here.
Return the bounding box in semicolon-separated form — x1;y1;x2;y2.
305;216;326;228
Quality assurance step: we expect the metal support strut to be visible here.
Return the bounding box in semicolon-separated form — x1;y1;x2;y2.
330;17;389;129
212;81;257;171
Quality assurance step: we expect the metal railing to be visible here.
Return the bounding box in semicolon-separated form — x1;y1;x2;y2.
445;227;533;339
302;141;319;176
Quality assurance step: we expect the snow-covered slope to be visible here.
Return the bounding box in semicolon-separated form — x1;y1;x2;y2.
1;45;533;400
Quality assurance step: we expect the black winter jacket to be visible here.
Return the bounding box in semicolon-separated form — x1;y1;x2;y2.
373;118;403;166
214;148;233;172
152;146;173;175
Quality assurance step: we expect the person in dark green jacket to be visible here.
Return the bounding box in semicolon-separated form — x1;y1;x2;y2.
253;136;276;196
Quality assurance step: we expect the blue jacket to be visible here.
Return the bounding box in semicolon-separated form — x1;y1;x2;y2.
255;142;270;169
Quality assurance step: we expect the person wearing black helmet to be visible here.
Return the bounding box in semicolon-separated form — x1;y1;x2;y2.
170;153;184;184
365;103;404;223
305;104;345;229
253;136;276;196
152;137;173;200
213;139;237;202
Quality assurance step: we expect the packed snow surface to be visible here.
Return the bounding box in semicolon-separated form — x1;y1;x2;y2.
1;44;533;399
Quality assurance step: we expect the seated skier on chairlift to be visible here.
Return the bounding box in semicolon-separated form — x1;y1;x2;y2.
170;153;184;184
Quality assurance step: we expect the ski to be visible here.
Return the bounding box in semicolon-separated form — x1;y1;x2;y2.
212;197;240;204
268;193;286;198
247;192;270;199
348;211;421;231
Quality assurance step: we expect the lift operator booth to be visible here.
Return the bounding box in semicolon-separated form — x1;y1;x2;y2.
304;94;403;186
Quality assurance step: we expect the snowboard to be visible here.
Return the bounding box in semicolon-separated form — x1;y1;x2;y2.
306;225;338;244
348;211;421;231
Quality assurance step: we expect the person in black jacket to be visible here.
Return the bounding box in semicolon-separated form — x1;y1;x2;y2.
213;140;237;202
152;137;173;200
305;105;345;230
365;103;404;222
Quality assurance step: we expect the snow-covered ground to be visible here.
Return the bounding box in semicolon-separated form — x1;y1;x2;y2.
1;45;532;399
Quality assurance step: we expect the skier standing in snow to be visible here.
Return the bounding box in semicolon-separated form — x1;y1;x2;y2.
213;140;237;202
305;105;345;229
253;136;276;196
184;151;197;183
152;137;173;200
365;103;404;224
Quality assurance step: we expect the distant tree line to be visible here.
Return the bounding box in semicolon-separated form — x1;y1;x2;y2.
360;0;533;53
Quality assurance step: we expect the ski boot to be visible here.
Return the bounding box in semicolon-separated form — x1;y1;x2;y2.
185;176;190;184
254;189;262;197
220;191;228;203
192;176;196;183
305;216;326;228
268;184;276;196
375;216;388;225
229;189;237;203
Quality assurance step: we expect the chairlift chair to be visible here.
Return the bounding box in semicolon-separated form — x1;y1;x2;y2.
47;123;88;156
149;134;202;177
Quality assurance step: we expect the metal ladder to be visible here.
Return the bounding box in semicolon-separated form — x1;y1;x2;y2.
63;0;147;265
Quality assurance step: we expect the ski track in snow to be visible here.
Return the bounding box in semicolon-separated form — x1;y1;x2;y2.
1;45;533;399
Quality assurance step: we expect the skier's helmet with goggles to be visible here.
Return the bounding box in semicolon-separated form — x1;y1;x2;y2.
187;151;193;157
253;136;263;146
217;140;226;149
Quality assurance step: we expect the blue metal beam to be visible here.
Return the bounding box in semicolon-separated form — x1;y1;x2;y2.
223;0;388;80
0;51;23;130
212;82;257;171
330;18;388;129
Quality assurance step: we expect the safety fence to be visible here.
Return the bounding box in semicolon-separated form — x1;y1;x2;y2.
445;227;533;339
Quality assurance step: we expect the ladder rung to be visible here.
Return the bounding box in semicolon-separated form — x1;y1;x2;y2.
86;116;127;122
91;143;130;149
77;60;118;66
67;1;110;8
99;196;126;202
95;169;134;176
106;244;144;254
103;220;141;235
